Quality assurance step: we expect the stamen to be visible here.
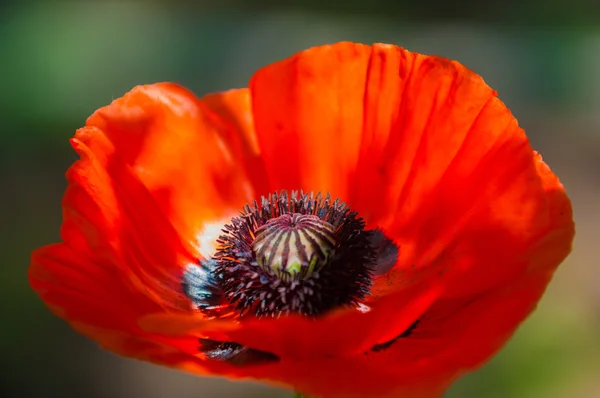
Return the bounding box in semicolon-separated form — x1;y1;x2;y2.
209;190;376;318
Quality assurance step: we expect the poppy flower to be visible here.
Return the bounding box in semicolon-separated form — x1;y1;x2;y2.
29;42;574;398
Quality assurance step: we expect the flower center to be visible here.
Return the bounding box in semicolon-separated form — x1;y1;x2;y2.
252;213;335;281
203;190;376;317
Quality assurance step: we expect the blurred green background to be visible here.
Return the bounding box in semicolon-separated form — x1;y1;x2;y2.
2;1;599;397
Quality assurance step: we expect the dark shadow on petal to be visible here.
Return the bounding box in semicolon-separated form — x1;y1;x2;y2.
182;259;224;313
199;338;280;366
371;319;420;352
368;228;400;276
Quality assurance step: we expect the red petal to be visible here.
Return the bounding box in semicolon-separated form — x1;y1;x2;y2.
30;244;202;357
236;42;573;390
85;83;257;252
250;42;372;198
202;89;271;196
250;42;573;296
141;272;445;359
63;131;193;309
29;244;250;379
368;268;559;383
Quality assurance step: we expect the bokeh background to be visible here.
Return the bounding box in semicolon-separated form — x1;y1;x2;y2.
1;1;599;397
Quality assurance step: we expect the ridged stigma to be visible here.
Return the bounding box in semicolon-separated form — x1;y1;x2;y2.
252;213;336;281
